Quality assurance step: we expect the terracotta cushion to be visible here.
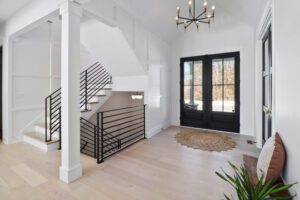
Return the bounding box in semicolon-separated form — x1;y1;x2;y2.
257;133;285;183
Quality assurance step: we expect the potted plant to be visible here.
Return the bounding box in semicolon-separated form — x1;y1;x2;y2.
215;162;297;200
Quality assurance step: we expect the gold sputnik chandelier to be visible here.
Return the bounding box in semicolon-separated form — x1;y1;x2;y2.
176;0;216;31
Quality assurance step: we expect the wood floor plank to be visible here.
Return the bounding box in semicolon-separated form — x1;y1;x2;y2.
11;164;48;187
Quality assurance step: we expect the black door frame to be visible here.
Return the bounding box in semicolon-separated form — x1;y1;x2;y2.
0;46;2;141
180;52;240;133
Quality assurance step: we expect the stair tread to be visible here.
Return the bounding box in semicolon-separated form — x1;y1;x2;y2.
81;109;92;112
24;132;59;144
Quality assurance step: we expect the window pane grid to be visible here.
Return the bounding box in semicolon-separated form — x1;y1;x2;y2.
212;58;235;113
183;61;203;111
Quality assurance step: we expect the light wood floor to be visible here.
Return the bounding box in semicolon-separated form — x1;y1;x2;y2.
0;126;260;200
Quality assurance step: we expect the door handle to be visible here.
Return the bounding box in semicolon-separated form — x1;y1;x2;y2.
263;106;272;116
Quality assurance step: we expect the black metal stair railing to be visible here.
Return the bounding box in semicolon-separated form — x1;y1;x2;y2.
96;105;146;163
45;62;112;147
80;117;119;158
80;63;112;111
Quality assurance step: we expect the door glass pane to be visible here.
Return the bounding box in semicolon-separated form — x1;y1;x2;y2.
264;38;269;71
212;85;223;112
194;61;203;85
212;59;223;85
224;85;235;112
224;58;235;84
184;62;193;85
184;86;202;111
263;76;269;106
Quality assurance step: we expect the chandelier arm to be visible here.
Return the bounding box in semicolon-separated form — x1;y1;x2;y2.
178;21;192;25
178;16;194;21
197;16;210;21
197;20;210;24
185;21;194;28
196;10;207;19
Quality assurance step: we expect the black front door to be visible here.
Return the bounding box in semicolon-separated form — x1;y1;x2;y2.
180;52;240;133
262;27;272;144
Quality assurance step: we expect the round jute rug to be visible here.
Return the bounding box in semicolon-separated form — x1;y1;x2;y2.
175;131;236;152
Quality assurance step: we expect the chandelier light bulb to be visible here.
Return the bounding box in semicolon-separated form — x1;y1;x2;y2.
189;1;192;5
212;5;215;10
203;1;208;7
177;6;180;11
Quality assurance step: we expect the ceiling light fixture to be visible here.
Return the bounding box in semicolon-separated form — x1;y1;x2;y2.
131;93;143;100
176;0;215;31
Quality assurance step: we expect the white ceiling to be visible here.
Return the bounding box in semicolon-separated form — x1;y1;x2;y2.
114;0;269;42
0;0;35;23
1;0;269;43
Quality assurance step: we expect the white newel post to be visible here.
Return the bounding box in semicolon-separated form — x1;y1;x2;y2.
59;0;82;183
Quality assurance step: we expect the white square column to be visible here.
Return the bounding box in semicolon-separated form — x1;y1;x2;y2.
59;0;83;183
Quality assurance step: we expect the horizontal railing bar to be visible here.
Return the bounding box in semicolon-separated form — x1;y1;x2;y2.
103;113;144;125
80;127;95;136
80;129;95;138
80;68;105;85
51;92;61;101
103;137;144;158
50;117;60;126
104;109;143;119
101;105;145;114
46;88;61;99
80;123;95;131
85;73;110;92
81;69;106;87
83;65;103;78
103;124;144;141
80;134;95;143
120;130;144;142
50;112;60;121
103;117;144;130
50;101;61;110
102;121;144;135
85;67;106;80
103;128;143;147
79;73;109;97
80;62;100;75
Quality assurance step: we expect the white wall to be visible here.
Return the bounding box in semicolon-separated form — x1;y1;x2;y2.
10;27;61;141
83;0;172;137
171;19;256;136
272;0;300;196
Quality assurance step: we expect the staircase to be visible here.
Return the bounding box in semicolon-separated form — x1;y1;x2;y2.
23;61;146;164
23;62;112;151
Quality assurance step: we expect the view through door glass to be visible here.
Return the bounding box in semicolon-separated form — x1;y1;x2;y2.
184;61;203;111
180;52;240;133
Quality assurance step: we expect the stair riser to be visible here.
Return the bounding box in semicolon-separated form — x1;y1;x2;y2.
24;135;59;152
35;126;59;139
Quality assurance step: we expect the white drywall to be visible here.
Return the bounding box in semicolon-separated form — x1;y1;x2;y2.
171;18;256;136
11;34;60;141
80;19;145;77
272;0;300;196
